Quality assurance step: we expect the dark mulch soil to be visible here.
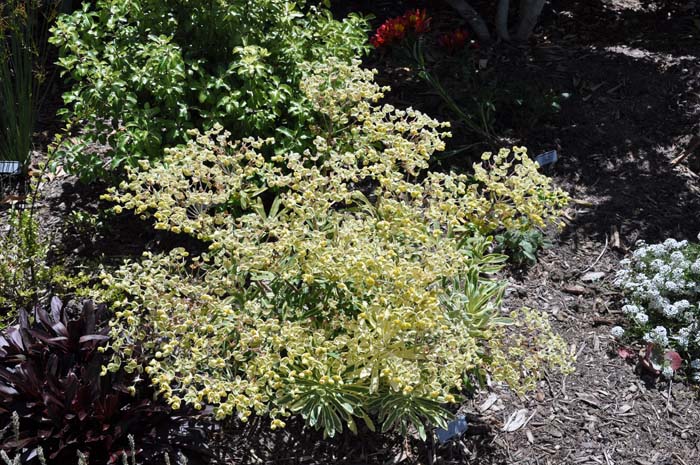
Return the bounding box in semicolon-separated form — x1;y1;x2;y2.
3;0;700;464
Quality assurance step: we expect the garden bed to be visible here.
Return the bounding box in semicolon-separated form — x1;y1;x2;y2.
3;0;700;464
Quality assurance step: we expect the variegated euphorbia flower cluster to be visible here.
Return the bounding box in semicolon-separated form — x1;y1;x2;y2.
99;59;572;436
614;236;700;379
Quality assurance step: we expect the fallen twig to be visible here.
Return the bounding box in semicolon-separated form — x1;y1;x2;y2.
580;236;608;275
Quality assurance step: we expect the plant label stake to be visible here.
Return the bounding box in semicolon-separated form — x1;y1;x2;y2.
0;161;21;176
434;415;468;444
0;161;22;199
535;150;558;168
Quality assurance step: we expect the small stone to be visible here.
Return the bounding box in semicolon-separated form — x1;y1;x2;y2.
563;284;590;295
681;432;689;440
581;271;606;282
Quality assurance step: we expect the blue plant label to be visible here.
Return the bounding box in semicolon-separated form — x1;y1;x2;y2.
435;415;468;444
535;150;558;167
0;161;21;175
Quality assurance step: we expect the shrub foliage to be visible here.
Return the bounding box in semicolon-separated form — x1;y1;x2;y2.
0;208;52;316
49;0;369;181
97;60;572;439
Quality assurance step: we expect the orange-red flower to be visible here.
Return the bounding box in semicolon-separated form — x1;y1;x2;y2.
402;9;431;34
370;9;431;48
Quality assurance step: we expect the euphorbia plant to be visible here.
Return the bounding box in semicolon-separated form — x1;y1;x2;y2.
98;58;572;440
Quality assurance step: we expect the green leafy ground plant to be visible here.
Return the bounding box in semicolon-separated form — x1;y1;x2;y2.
49;0;369;181
97;59;572;439
0;207;52;318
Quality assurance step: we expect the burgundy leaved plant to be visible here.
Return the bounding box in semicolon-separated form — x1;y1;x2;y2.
0;297;207;464
639;342;682;376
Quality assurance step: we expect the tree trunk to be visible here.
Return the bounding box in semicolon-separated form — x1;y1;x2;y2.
514;0;546;42
495;0;511;41
442;0;493;44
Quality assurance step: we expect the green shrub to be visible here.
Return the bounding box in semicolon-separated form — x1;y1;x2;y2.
98;59;573;439
0;207;52;318
49;0;369;181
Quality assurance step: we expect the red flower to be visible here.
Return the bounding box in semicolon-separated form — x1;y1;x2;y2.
371;17;407;48
402;9;431;34
438;28;471;53
370;9;431;48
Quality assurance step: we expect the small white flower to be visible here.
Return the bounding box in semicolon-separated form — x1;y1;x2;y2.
662;305;679;318
651;244;666;257
622;304;639;315
610;326;625;338
653;326;668;337
671;251;685;262
691;359;700;370
675;327;691;348
691;261;700;274
633;248;648;259
664;238;684;250
634;312;649;325
644;326;669;346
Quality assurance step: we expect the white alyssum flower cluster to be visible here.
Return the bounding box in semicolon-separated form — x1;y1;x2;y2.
614;235;700;376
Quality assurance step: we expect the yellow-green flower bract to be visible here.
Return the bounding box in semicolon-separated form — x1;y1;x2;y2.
99;59;573;435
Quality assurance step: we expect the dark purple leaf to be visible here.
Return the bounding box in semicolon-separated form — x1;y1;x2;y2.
50;297;63;323
84;301;96;334
7;328;24;351
0;298;199;464
51;322;69;337
35;305;53;330
2;438;35;449
28;330;69;351
62;373;79;406
19;308;29;329
79;335;110;344
0;383;19;396
18;328;33;352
